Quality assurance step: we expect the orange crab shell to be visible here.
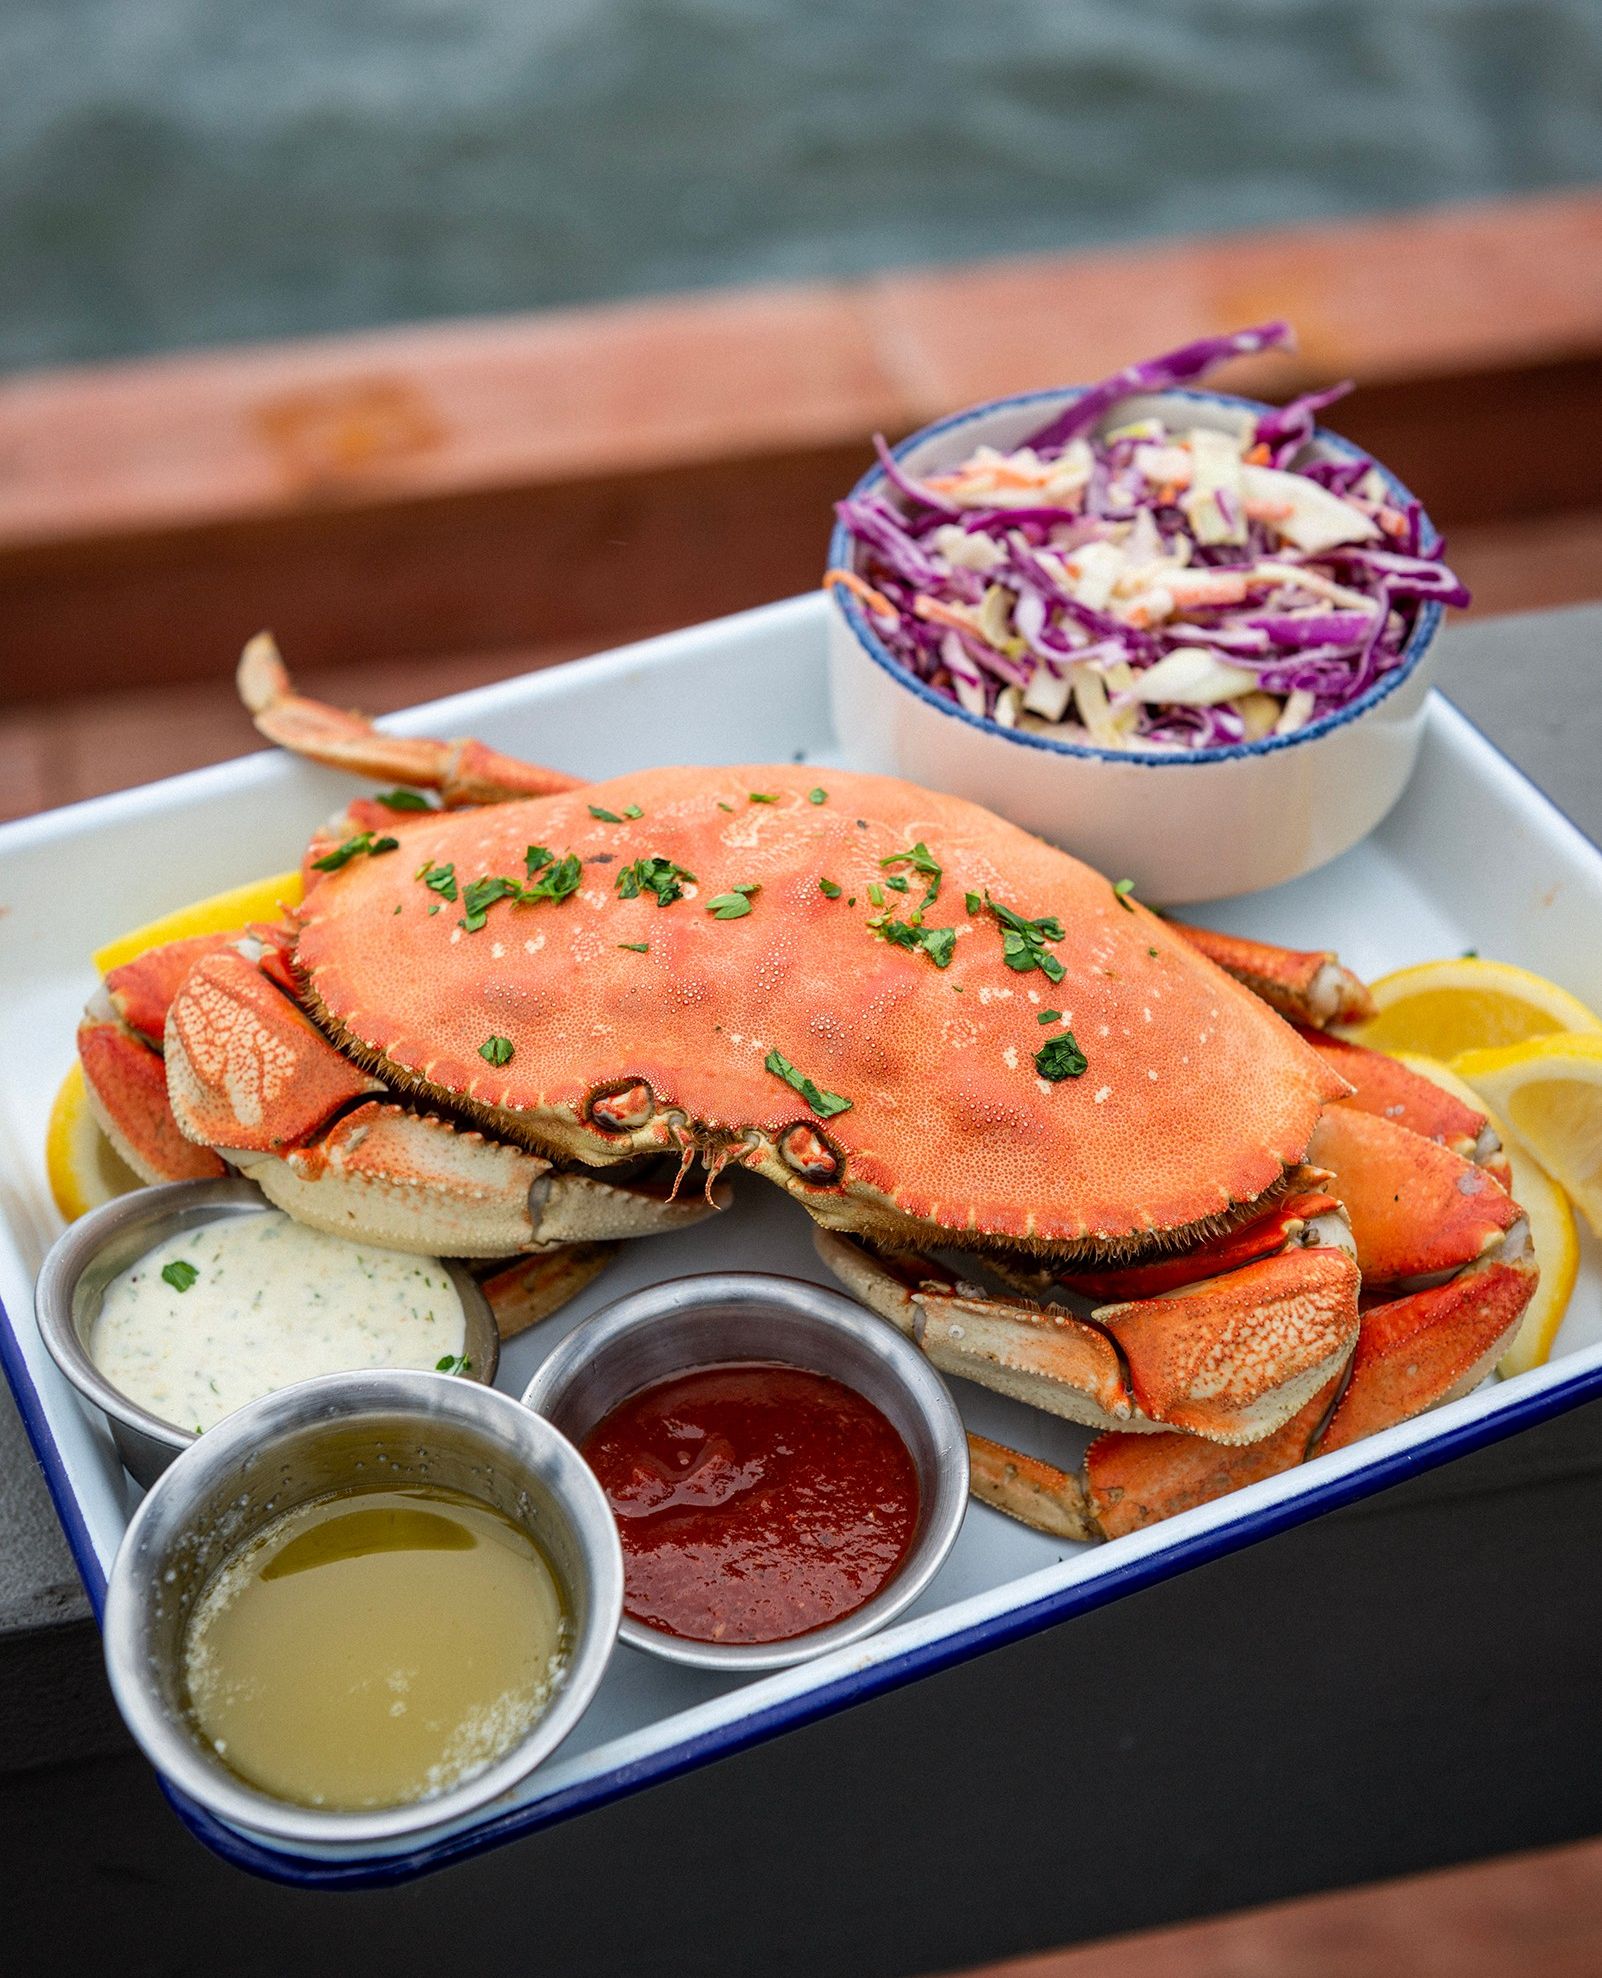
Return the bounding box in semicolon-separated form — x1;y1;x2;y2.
291;766;1347;1251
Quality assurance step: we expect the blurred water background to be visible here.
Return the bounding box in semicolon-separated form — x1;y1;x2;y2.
4;0;1601;372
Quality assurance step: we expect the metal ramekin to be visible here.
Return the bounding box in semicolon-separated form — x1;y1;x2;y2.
520;1271;968;1672
103;1368;623;1849
35;1178;500;1486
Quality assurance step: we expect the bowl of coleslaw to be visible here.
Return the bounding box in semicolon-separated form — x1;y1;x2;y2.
824;323;1469;903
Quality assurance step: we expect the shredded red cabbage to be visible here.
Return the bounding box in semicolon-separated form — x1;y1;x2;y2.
832;327;1469;752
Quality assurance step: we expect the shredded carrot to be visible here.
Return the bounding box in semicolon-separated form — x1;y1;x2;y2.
1244;442;1272;466
1376;505;1410;539
824;568;895;619
912;595;980;633
1243;498;1295;523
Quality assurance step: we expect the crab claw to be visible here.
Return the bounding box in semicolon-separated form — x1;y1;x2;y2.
1175;924;1374;1029
1307;1104;1522;1287
1095;1246;1358;1444
163;951;385;1153
974;1222;1538;1544
818;1229;1359;1445
164;952;727;1254
239;634;584;805
1319;1228;1537;1451
819;1232;1132;1429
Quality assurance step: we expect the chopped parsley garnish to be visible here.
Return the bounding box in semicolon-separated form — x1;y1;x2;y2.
1037;1009;1062;1025
765;1048;852;1119
883;874;909;893
749;792;778;805
1148;946;1159;957
717;801;734;813
479;1036;514;1066
982;893;1066;985
867;882;885;909
880;918;956;968
623;804;644;819
421;861;458;901
818;878;842;899
881;841;942;909
808;787;828;805
435;1353;474;1376
452;851;583;929
1113;878;1136;911
965;892;982;914
618;941;649;953
1035;1031;1089;1081
375;788;432;811
161;1260;199;1294
522;852;583;904
588;805;624;823
708;884;759;919
460;874;523;932
311;831;400;873
617;855;696;907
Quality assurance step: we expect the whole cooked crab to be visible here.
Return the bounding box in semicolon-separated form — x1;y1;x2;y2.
77;639;1537;1539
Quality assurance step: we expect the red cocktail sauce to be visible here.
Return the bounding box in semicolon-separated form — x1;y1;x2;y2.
581;1362;921;1646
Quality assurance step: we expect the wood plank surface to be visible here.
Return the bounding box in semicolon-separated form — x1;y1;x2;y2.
3;189;1600;703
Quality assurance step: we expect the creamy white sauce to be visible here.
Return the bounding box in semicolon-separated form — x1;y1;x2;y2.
92;1213;468;1434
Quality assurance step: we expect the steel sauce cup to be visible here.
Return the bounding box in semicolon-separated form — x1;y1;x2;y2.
35;1178;500;1484
521;1271;969;1672
103;1369;623;1849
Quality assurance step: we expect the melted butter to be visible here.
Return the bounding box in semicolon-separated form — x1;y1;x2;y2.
92;1213;467;1433
183;1487;567;1811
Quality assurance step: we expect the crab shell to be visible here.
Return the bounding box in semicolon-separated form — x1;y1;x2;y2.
208;766;1347;1259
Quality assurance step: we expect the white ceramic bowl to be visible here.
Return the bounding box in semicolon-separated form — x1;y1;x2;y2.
826;385;1446;904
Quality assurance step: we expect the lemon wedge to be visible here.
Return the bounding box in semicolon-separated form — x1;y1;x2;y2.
93;870;303;976
1340;958;1602;1058
1453;1032;1602;1240
1393;1050;1579;1373
45;1062;143;1222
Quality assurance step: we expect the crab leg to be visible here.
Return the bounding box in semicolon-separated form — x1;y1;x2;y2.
476;1247;618;1339
157;950;727;1255
1174;923;1375;1028
1300;1029;1499;1164
239;635;584;805
970;1225;1537;1542
817;1225;1360;1444
77;1016;228;1185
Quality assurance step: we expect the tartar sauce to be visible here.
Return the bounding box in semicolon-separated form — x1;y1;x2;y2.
92;1213;468;1434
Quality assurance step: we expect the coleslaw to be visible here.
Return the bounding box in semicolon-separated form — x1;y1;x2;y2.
828;324;1469;752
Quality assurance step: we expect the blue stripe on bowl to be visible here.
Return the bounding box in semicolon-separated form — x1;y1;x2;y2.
826;385;1445;768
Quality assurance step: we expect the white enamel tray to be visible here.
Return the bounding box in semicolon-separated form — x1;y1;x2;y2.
3;593;1600;1886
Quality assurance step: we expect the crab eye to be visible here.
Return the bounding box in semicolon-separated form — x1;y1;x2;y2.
588;1080;655;1133
780;1123;841;1185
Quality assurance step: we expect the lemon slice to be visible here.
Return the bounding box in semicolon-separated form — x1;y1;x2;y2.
93;869;303;976
1340;957;1602;1059
46;1063;143;1222
1453;1032;1602;1240
1394;1051;1579;1374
